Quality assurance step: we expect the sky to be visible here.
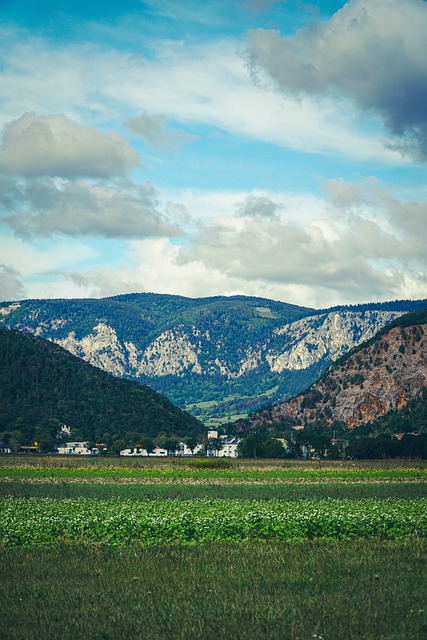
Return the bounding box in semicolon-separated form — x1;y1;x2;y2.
1;0;427;309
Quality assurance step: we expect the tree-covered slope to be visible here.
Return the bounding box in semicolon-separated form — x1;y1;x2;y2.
0;327;202;446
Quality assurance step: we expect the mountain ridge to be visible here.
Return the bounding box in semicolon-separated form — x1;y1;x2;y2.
1;293;427;422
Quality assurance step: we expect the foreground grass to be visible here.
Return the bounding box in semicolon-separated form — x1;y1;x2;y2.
1;458;425;638
1;540;426;640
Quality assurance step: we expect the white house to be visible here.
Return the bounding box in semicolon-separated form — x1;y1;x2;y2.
217;436;241;458
120;446;147;456
177;442;204;456
120;445;168;457
56;441;100;455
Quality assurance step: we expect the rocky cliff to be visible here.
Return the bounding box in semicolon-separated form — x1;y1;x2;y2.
247;313;427;430
52;309;401;380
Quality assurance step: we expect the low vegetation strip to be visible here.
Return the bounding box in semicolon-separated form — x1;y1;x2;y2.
1;497;426;546
0;464;426;482
2;480;427;501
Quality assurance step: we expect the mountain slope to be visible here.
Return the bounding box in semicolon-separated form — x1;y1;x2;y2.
243;309;427;432
1;294;426;422
0;327;202;445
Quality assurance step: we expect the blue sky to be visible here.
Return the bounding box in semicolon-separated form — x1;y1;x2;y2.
1;0;427;308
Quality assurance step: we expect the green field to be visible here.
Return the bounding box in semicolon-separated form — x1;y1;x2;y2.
1;457;426;639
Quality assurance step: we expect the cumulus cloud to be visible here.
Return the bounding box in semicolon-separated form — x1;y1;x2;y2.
0;113;140;178
3;178;182;239
247;0;427;160
174;180;427;301
126;110;196;150
0;264;25;300
7;180;427;306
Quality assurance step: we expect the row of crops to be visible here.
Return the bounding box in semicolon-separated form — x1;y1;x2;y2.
1;497;426;546
0;462;426;480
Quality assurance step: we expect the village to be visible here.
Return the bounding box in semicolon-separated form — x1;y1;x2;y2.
53;430;242;458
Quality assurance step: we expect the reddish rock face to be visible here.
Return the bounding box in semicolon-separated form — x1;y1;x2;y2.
249;324;427;430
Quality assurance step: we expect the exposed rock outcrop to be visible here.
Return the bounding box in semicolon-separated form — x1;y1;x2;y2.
251;322;427;430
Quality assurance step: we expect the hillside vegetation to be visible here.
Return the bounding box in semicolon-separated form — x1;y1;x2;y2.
0;327;202;450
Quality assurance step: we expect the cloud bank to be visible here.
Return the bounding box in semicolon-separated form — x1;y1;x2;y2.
0;264;25;300
248;0;427;160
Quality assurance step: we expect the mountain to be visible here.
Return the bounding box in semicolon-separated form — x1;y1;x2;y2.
0;327;202;447
1;293;426;423
241;309;427;433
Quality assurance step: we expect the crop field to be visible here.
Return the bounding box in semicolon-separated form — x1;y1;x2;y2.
1;456;427;639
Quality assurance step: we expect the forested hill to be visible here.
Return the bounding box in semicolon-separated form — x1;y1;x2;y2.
0;327;203;448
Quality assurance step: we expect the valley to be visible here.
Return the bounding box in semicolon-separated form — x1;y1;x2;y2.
1;293;426;423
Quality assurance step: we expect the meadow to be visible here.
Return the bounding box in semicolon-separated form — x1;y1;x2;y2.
1;456;426;639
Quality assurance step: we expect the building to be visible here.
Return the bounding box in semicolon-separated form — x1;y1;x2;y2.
177;442;204;456
0;440;11;454
120;445;168;457
217;436;241;458
56;441;100;455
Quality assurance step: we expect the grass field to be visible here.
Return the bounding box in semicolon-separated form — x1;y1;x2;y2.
1;456;426;639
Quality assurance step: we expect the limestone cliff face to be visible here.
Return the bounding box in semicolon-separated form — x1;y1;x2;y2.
55;323;131;376
43;309;401;382
136;328;203;376
265;310;400;373
258;323;427;429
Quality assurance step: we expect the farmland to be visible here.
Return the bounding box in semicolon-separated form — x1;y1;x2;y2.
1;457;426;639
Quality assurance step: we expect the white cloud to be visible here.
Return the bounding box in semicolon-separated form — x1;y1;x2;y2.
171;180;427;302
0;32;404;164
0;113;139;178
0;233;96;277
2;178;182;240
46;181;427;308
0;264;25;300
0;232;100;301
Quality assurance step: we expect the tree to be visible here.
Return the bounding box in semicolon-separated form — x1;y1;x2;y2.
139;435;155;455
207;437;223;457
185;436;199;455
157;435;180;456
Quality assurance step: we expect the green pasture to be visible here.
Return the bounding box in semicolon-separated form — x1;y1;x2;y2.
1;541;426;639
0;456;426;482
1;497;426;546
